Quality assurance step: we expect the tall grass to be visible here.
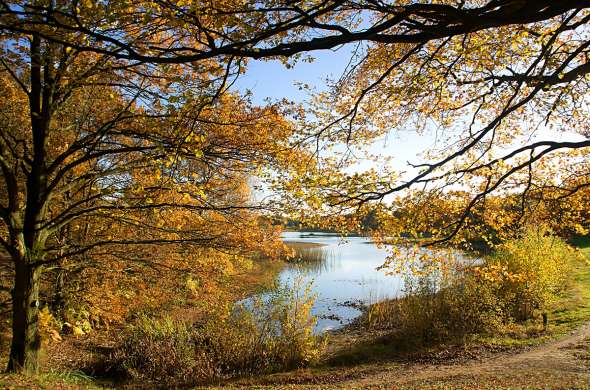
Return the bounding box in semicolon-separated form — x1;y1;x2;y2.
112;279;326;385
287;242;327;262
286;242;335;273
365;267;504;346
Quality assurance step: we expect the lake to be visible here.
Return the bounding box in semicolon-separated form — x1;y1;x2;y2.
279;231;404;332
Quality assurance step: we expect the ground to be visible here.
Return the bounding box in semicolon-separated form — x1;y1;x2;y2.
1;238;589;389
219;319;590;389
4;325;590;389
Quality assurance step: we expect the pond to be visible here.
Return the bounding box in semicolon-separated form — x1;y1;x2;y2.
279;231;404;332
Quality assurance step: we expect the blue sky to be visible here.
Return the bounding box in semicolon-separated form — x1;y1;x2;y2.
234;47;350;105
235;47;585;183
234;47;435;174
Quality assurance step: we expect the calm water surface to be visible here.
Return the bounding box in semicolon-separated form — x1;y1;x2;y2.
279;232;404;332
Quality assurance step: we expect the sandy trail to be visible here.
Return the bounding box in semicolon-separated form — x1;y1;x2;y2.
247;324;590;389
342;323;590;389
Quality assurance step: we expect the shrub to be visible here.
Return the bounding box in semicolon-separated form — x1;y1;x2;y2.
201;280;324;375
112;279;325;385
482;225;574;321
266;278;325;367
112;316;207;382
365;225;576;347
366;267;505;346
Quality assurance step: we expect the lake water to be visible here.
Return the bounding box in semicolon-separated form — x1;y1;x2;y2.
279;231;404;332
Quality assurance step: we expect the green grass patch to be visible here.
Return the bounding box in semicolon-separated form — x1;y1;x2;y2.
42;369;99;386
547;241;590;331
475;237;590;349
570;236;590;249
0;370;105;389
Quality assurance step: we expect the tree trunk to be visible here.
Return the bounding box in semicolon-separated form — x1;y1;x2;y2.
7;262;42;374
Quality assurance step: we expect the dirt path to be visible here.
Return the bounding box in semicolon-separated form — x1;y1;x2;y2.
243;324;590;389
348;324;590;389
500;323;590;370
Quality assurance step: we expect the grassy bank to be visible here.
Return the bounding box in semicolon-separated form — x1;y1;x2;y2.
459;243;590;352
474;236;590;349
535;236;590;335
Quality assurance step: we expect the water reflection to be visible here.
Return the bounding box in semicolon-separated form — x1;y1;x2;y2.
280;232;404;332
243;232;475;334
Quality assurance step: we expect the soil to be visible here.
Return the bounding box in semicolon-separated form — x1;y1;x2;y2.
224;323;590;389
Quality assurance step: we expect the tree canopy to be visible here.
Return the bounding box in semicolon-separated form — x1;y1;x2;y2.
1;0;590;374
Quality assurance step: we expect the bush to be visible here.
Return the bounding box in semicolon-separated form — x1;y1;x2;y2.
482;225;574;321
113;316;208;382
365;226;576;347
366;267;505;346
112;279;326;385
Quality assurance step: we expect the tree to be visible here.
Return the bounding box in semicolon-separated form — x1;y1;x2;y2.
2;0;590;372
302;3;590;245
0;19;305;373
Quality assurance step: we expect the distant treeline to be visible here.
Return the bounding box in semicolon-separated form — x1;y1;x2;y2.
273;210;380;235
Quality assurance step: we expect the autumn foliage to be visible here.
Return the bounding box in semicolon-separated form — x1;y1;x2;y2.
366;227;575;346
1;0;590;380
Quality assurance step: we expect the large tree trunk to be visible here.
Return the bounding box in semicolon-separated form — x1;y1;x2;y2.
7;261;42;374
4;31;51;375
